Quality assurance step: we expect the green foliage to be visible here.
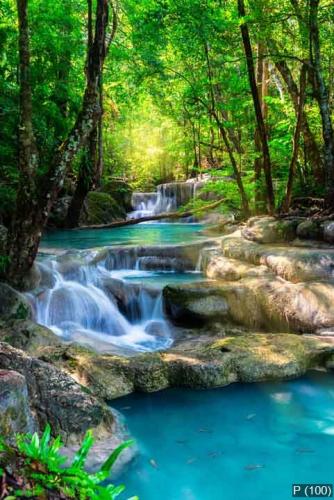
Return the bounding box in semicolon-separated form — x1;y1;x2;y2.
0;255;10;273
0;0;333;225
0;424;137;500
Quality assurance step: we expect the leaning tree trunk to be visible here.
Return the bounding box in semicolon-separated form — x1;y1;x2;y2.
238;0;275;214
309;0;334;209
5;0;110;287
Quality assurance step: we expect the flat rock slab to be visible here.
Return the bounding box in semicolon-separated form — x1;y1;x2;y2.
220;232;334;282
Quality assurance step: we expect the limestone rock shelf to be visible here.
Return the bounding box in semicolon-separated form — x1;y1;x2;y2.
38;332;334;399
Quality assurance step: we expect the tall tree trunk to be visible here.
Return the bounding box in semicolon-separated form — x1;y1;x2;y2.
238;0;275;213
309;0;334;209
282;64;307;212
65;127;98;228
254;43;267;213
5;0;110;287
6;0;39;281
274;58;323;181
94;78;104;187
65;0;104;227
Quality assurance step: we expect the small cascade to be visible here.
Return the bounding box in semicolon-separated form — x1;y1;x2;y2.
26;251;174;353
129;192;158;219
128;179;209;220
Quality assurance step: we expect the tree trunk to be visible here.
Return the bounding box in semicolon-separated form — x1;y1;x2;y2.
5;0;39;283
213;111;250;216
282;64;307;212
309;0;334;209
238;0;275;213
254;43;267;213
5;0;110;287
65;128;98;228
79;198;227;230
274;58;323;181
94;78;104;187
65;0;105;227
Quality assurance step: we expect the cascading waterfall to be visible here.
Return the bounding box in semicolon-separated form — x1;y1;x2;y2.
128;180;205;219
26;252;174;353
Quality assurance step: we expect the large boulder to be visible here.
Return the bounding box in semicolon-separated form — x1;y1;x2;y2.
0;283;32;322
0;369;35;436
242;216;299;244
38;334;334;396
80;191;126;226
0;342;113;443
100;179;132;211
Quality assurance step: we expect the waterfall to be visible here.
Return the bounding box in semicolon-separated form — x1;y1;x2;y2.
26;252;174;354
128;180;205;219
129;192;158;219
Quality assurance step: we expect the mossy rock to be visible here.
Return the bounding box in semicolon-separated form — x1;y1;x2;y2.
100;180;132;211
296;219;323;240
242;216;299;244
37;333;334;396
80;191;126;225
0;283;32;321
0;320;61;355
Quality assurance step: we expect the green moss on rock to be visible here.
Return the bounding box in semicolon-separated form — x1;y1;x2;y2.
80;191;126;225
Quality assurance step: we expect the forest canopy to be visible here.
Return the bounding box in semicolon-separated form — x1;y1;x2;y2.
0;0;333;283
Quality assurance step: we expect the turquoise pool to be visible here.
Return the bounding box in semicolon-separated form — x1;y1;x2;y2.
42;223;206;250
113;372;334;500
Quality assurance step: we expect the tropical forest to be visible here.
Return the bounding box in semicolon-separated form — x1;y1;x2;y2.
0;0;334;498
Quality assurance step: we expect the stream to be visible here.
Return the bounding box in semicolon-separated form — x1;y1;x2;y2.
29;223;206;353
28;215;334;500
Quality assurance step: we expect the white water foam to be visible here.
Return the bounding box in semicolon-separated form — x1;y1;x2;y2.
27;253;174;353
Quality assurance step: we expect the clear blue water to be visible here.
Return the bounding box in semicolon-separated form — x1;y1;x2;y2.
113;372;334;500
42;223;206;250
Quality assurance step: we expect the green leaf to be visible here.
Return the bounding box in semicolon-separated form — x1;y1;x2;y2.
101;440;134;473
71;430;94;469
